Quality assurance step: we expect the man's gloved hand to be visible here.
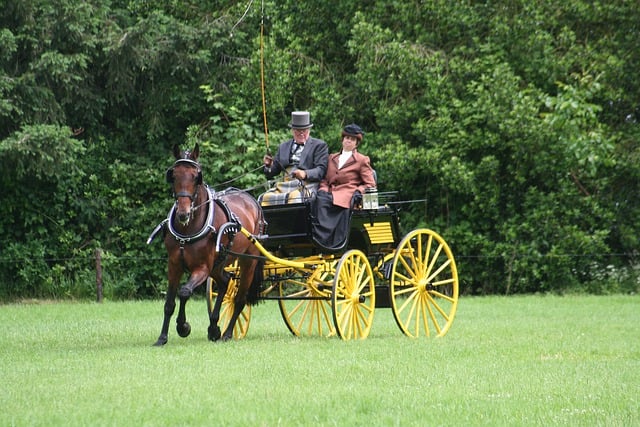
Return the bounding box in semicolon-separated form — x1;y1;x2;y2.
290;169;307;180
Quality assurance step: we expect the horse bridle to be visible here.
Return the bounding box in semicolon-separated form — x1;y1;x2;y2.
166;159;202;205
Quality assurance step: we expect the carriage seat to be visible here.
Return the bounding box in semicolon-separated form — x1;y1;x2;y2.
258;172;318;206
260;200;312;246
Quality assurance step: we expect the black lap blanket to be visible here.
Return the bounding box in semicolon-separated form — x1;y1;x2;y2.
311;190;351;250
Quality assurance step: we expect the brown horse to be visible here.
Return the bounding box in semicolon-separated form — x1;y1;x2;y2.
152;144;264;346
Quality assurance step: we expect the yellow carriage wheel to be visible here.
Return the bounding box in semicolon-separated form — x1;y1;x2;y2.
278;264;336;338
390;229;459;338
206;262;251;340
332;250;376;340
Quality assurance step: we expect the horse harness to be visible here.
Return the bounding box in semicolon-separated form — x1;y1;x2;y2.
147;186;242;269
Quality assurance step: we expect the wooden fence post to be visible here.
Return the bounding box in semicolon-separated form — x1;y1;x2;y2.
96;249;103;303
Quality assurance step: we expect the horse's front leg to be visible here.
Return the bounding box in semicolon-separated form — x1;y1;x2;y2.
175;295;191;338
154;259;184;346
208;269;230;342
176;270;208;338
154;287;177;346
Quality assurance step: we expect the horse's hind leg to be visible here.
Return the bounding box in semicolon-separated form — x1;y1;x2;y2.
221;260;259;341
221;302;245;341
208;269;230;341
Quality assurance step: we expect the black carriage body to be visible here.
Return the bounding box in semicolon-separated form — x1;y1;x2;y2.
260;193;401;254
259;192;401;307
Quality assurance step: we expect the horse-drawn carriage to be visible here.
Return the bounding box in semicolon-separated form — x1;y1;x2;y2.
150;145;459;345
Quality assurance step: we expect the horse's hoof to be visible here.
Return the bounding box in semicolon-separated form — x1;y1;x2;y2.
208;325;221;341
153;337;167;346
221;333;233;342
177;322;191;338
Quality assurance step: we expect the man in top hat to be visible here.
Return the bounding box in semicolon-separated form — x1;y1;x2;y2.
260;111;328;205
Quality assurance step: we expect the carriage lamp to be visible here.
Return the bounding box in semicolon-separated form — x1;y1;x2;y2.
363;187;379;210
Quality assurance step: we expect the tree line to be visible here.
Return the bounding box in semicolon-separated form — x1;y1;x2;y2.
0;0;638;300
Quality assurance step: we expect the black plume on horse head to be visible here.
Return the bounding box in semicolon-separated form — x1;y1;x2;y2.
166;144;202;185
174;143;199;161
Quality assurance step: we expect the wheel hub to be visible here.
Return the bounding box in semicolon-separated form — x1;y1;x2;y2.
418;276;429;291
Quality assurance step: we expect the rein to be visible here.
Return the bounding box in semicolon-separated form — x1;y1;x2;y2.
210;165;264;189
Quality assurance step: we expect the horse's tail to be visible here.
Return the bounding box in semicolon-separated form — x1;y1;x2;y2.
246;259;265;306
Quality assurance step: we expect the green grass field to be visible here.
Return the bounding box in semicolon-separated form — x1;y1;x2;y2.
1;295;637;426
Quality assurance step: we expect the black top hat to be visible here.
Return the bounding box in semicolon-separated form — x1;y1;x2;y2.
289;111;313;129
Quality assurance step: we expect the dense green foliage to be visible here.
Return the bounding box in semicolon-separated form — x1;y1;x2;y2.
1;0;638;299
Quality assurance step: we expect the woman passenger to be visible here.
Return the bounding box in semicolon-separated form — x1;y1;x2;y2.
312;124;376;249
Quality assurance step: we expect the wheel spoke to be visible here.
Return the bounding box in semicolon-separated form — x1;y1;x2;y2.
399;251;419;281
418;233;430;277
393;269;416;285
427;293;451;322
425;241;443;280
397;287;418;314
406;292;421;332
427;257;451;283
419;293;430;337
424;295;438;335
430;289;456;303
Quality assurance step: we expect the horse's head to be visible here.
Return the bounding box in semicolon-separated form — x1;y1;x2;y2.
166;144;203;226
